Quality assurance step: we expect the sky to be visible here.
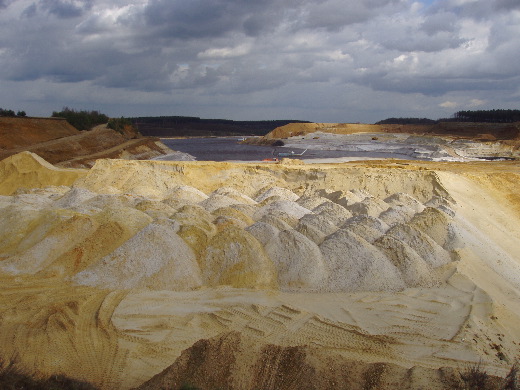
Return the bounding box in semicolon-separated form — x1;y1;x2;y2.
0;0;519;123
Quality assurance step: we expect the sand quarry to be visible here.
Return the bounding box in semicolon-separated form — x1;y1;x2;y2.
0;122;520;389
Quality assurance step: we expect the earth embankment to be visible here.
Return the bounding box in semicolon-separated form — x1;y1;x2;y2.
0;117;177;168
263;122;520;141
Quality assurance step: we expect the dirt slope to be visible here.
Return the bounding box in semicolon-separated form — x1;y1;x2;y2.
0;117;79;149
136;332;505;390
0;117;175;167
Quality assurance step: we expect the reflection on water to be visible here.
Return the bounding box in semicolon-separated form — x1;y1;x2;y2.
160;137;306;161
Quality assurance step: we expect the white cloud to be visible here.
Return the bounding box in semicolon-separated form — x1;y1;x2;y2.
468;98;486;107
197;43;251;59
439;101;458;108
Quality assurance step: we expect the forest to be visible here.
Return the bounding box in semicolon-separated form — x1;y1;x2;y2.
377;109;520;125
130;116;310;137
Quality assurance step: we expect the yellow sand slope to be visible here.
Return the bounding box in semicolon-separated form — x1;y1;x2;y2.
0;152;519;389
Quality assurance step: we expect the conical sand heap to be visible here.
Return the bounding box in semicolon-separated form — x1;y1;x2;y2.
1;181;458;292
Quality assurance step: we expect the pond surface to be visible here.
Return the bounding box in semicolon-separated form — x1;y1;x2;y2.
161;137;307;161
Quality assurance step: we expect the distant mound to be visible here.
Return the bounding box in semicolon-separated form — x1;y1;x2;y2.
0;117;178;168
0;116;79;149
260;122;520;142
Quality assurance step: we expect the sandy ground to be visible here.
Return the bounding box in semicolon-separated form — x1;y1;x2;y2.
0;152;519;389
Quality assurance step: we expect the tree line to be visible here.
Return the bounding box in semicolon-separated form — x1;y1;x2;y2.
448;109;520;123
375;117;436;125
376;109;520;125
51;107;109;130
0;108;26;117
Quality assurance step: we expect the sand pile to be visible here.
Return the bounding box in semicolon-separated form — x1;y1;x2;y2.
0;151;87;195
0;166;465;293
1;154;519;389
136;331;505;390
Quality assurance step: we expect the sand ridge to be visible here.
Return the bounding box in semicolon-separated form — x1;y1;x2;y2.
0;152;519;389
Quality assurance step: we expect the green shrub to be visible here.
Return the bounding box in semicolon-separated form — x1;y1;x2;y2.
51;107;109;130
107;116;134;134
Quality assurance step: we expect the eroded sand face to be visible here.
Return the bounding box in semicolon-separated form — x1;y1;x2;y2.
0;153;519;389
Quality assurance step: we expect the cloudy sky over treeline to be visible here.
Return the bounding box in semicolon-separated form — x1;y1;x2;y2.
0;0;519;122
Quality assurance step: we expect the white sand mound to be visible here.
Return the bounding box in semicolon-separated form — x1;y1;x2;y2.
14;185;70;199
379;204;417;225
0;194;12;209
43;206;153;276
0;206;63;259
10;193;54;208
296;195;332;210
295;213;339;244
199;193;244;212
341;215;389;243
212;206;254;226
245;221;281;246
175;204;214;223
346;196;390;217
203;226;276;289
384;223;452;267
253;200;311;222
320;229;406;292
317;189;365;206
212;187;257;205
228;203;258;218
135;199;177;219
73;193;141;214
74;222;202;290
255;186;299;202
374;235;440;287
264;229;327;291
172;205;217;261
409;207;459;249
312;201;353;226
257;214;294;231
2;213;99;275
384;192;426;213
164;185;208;202
53;187;98;209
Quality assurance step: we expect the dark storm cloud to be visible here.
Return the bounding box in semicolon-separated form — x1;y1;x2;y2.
1;0;519;121
21;3;38;18
428;0;520;21
40;0;93;18
300;0;405;31
495;0;520;11
357;70;520;96
143;0;288;39
420;11;458;35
